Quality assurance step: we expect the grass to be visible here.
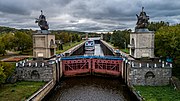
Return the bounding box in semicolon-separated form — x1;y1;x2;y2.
0;81;45;101
134;85;180;101
120;48;129;54
56;41;84;54
106;42;130;54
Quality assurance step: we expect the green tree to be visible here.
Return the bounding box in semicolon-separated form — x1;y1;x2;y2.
155;25;180;58
14;31;32;52
59;32;71;43
148;21;169;31
103;32;111;42
1;32;16;50
0;62;14;77
0;38;6;55
111;30;130;49
0;66;6;84
155;25;180;78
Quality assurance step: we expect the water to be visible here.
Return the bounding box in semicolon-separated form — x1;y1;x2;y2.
44;76;134;101
84;44;104;56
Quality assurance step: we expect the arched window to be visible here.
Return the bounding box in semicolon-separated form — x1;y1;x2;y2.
50;39;54;45
131;38;135;45
145;71;155;85
145;71;155;78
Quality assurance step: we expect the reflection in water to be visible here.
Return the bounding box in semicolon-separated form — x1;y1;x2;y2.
94;44;104;56
44;76;133;101
84;44;104;56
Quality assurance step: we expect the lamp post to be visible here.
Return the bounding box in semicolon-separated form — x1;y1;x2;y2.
124;41;126;50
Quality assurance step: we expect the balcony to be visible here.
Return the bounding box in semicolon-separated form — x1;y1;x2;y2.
50;44;57;48
128;44;135;49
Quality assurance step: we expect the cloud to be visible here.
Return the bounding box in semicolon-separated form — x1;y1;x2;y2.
0;0;180;32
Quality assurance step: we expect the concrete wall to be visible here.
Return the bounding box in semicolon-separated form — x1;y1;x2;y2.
64;41;85;56
100;40;114;56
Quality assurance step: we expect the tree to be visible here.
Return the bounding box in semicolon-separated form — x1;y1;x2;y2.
155;25;180;58
0;38;6;55
110;30;130;49
103;32;111;42
155;25;180;78
14;31;32;52
1;32;16;50
148;21;169;31
0;62;14;77
59;32;71;43
0;66;6;84
0;62;14;85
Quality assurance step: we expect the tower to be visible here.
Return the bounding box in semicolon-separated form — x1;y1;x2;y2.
33;11;56;59
129;7;154;59
33;33;56;59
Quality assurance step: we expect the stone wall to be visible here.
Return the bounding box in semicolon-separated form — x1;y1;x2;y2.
126;60;172;86
130;31;154;58
33;33;56;58
15;60;54;82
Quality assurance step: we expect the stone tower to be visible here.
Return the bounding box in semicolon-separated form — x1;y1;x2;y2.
129;8;154;59
129;30;154;58
33;32;56;59
33;11;56;59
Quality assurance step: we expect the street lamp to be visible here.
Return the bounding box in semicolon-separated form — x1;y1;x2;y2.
124;41;126;50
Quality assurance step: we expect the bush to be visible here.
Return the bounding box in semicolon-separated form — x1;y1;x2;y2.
0;62;15;85
0;66;6;84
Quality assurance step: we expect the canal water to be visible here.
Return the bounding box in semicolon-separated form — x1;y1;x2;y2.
43;76;136;101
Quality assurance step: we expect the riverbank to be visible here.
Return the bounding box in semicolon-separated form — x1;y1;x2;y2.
0;81;45;101
56;41;84;54
134;85;180;101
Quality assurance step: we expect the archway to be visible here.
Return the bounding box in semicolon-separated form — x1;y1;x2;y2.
131;38;135;56
145;71;155;85
50;39;55;56
31;70;40;79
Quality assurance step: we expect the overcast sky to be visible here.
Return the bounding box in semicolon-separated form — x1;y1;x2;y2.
0;0;180;32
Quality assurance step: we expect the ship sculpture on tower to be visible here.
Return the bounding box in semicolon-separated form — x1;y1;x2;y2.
35;10;49;30
135;7;149;31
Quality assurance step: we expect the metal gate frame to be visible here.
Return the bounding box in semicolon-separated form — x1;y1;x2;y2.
92;59;122;76
62;59;91;76
62;56;122;76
